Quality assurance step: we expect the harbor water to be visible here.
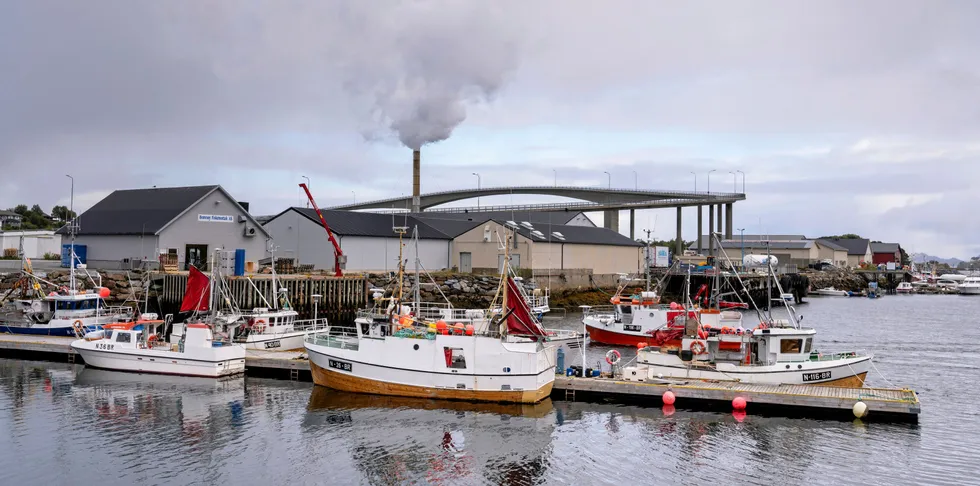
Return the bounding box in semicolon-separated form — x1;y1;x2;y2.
1;295;978;485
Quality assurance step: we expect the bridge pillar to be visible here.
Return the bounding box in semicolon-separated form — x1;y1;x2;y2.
696;206;703;255
725;203;733;239
675;207;683;256
629;209;635;240
603;210;619;232
708;205;714;257
716;204;723;235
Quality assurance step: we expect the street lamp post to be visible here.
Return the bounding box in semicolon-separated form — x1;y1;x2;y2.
65;174;74;221
603;171;610;189
707;169;716;193
738;228;745;270
690;171;697;192
736;170;745;193
302;176;310;207
472;172;481;208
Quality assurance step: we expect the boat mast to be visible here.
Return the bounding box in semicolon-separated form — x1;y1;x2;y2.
270;243;279;310
644;229;652;292
395;226;406;306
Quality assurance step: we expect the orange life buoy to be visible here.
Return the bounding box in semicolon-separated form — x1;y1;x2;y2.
690;340;707;355
253;319;267;333
72;320;85;336
605;349;621;365
610;296;621;305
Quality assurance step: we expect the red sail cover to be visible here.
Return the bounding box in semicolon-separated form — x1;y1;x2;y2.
180;266;211;313
505;277;546;336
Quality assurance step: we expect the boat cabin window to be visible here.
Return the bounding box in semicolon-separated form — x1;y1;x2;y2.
803;338;812;354
57;300;97;311
779;338;802;354
444;347;467;369
620;305;632;315
115;332;132;343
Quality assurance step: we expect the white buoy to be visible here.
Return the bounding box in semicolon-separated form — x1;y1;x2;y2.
853;401;868;419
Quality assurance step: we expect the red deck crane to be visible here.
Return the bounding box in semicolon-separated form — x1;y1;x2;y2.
299;183;345;276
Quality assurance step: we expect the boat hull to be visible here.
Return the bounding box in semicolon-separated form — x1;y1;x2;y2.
70;343;246;378
634;355;872;386
304;334;555;404
1;324;93;336
959;286;980;295
309;360;553;403
586;323;656;347
241;331;311;351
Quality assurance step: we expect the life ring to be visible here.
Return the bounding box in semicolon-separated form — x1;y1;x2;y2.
253;319;267;333
71;320;85;336
690;340;707;355
605;349;622;365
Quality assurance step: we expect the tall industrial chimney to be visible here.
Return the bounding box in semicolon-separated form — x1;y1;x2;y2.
412;149;421;213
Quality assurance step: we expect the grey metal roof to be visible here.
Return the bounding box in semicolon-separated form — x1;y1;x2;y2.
497;220;642;247
420;210;591;226
814;239;849;251
282;208;456;240
57;185;219;236
414;218;485;238
822;238;871;255
0;210;20;217
870;242;901;254
717;241;813;250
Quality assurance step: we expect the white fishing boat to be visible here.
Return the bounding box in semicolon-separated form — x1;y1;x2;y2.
895;282;915;294
170;250;328;351
0;237;131;336
304;228;556;404
810;287;849;297
70;316;246;378
621;236;872;387
958;277;980;295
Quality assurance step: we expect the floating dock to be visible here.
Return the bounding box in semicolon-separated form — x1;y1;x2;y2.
553;376;919;422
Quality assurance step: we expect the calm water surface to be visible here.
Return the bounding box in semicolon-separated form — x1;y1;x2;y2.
1;295;978;485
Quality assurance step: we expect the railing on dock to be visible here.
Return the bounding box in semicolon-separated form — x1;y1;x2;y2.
157;273;367;324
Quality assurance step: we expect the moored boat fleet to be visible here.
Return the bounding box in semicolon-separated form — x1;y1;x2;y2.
2;225;890;405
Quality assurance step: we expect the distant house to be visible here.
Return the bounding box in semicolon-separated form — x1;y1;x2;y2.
822;238;872;268
813;239;850;267
870;242;902;265
56;185;269;270
0;210;22;228
450;220;642;274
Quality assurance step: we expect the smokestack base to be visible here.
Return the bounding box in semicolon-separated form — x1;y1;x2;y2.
412;149;421;213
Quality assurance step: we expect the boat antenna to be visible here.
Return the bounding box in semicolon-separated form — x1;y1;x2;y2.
413;225;420;312
269;241;279;310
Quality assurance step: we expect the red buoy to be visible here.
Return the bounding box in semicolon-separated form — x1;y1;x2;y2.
733;396;747;410
663;390;676;405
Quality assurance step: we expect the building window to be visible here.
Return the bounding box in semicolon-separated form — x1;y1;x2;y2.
780;338;802;354
443;347;466;369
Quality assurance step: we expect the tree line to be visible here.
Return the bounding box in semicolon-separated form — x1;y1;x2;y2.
2;204;77;230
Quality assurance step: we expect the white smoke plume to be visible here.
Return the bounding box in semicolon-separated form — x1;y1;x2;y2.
339;2;524;149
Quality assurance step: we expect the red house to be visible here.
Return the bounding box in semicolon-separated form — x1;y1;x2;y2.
870;242;901;265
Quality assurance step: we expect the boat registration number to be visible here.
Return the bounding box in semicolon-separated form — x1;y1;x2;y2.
329;359;352;372
264;340;281;349
95;343;115;350
802;371;831;382
623;324;642;332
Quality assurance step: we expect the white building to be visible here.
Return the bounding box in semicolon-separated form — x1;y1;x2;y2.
0;230;62;260
56;185;270;270
262;208;462;273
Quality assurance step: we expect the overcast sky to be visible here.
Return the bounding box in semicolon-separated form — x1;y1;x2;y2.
2;1;978;258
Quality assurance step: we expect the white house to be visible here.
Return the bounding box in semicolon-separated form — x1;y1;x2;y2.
0;230;62;260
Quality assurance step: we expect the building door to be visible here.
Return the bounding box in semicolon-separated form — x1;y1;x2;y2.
185;244;208;270
459;252;472;273
498;254;520;273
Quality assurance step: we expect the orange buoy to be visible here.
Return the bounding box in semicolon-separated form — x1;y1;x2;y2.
452;323;465;334
464;324;475;336
733;396;747;410
436;321;448;335
720;326;731;335
663;391;676;405
637;342;647;349
98;287;110;298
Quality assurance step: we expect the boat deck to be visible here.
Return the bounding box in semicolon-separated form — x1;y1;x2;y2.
554;376;920;421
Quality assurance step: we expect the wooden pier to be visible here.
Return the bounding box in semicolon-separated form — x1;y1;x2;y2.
155;272;367;323
553;376;919;422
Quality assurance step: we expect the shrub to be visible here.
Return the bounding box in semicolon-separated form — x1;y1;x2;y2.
43;252;60;260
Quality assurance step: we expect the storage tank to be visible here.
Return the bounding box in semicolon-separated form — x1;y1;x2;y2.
742;254;778;267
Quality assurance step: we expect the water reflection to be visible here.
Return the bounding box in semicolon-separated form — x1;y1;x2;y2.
305;388;556;485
